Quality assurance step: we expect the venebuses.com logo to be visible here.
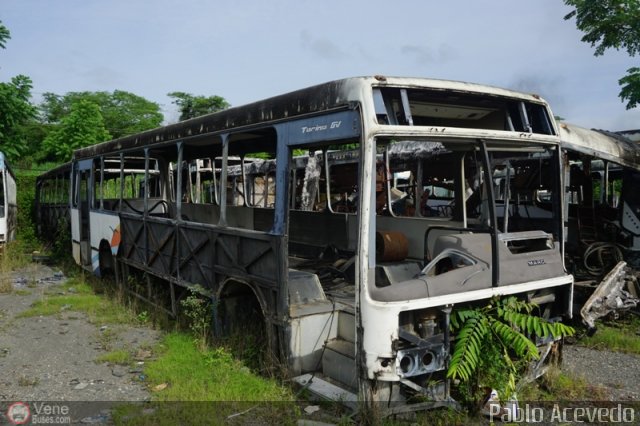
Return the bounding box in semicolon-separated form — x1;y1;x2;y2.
6;402;30;425
4;401;71;424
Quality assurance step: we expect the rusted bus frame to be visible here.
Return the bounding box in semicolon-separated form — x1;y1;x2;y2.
118;210;289;355
34;162;72;241
100;108;360;348
119;213;283;286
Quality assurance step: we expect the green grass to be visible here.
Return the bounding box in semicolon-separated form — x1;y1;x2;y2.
17;277;136;324
416;407;470;425
579;317;640;355
112;332;299;425
519;366;608;401
96;349;133;365
0;241;33;293
144;333;292;402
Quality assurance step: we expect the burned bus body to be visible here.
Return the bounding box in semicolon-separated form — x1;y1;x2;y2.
557;124;640;328
40;77;574;412
35;162;72;243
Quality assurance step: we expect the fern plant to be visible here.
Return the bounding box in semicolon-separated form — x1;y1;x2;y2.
447;296;574;406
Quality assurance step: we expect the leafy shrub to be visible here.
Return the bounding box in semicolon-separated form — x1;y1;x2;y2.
447;296;574;409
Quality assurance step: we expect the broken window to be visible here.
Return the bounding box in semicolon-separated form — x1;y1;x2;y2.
373;87;554;135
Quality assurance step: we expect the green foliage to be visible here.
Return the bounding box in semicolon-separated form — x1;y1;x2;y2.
16;172;38;251
39;90;164;139
42;100;111;161
448;297;574;406
564;0;640;109
0;20;10;49
136;310;150;324
50;220;72;261
0;75;37;161
180;289;212;351
564;0;640;57
0;21;38;162
167;91;230;121
619;67;640;109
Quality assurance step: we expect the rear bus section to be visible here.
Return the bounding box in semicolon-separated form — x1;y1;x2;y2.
559;124;640;328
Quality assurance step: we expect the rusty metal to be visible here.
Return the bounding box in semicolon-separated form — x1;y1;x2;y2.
118;211;287;353
35;162;72;241
376;230;409;262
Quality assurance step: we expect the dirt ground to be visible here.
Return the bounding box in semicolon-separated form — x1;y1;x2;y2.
0;264;160;423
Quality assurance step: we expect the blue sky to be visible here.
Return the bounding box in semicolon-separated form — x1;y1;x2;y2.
2;0;639;130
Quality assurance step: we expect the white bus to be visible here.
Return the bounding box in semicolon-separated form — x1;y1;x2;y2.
0;152;17;244
64;76;573;413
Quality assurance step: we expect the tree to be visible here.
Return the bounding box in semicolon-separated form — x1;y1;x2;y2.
0;21;10;49
0;21;37;162
167;92;230;121
0;75;37;161
42;100;110;161
564;0;640;109
39;90;163;139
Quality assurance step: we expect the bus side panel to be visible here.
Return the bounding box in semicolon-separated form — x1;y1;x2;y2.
6;170;16;242
0;169;7;242
70;207;81;265
89;211;120;275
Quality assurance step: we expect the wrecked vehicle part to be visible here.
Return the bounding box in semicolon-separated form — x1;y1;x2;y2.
580;261;639;329
558;124;640;324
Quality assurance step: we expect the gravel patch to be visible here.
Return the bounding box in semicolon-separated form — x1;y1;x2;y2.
563;344;640;401
0;264;160;405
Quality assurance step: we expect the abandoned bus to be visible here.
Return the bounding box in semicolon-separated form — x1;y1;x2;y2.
0;152;17;244
64;76;573;412
35;162;72;243
557;123;640;328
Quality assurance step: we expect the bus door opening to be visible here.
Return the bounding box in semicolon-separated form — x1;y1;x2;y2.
76;168;91;266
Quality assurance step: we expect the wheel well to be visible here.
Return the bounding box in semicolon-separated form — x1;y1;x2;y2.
98;239;114;276
216;280;270;370
217;280;266;334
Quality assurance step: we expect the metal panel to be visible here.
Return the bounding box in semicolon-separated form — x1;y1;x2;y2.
283;109;361;146
119;214;285;310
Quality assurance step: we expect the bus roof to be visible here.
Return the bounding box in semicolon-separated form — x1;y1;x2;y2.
73;76;553;160
36;162;72;181
559;122;640;170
